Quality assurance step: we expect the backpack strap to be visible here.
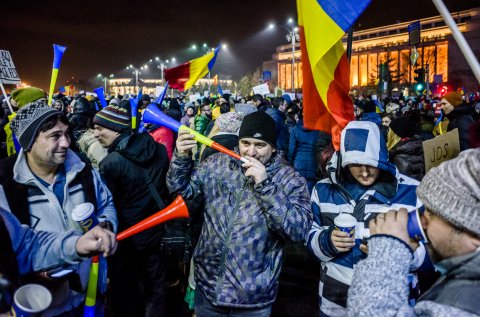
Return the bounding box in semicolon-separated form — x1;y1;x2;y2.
0;155;30;226
69;160;97;209
0;215;20;288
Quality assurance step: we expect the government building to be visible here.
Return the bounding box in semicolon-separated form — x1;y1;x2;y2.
262;7;480;96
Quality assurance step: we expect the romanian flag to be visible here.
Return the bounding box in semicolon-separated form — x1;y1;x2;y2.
165;47;219;91
297;0;371;150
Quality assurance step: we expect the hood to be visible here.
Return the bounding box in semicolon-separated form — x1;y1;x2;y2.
115;133;160;165
340;121;398;179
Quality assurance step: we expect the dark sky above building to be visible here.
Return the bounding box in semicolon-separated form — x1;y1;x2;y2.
1;0;478;90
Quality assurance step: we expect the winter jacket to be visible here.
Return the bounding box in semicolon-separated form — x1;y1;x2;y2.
0;149;117;316
389;136;425;181
99;133;170;250
181;114;193;127
194;114;211;136
77;129;108;168
0;208;84;277
446;104;475;151
265;107;290;153
149;126;175;160
288;120;319;191
348;235;480;316
307;121;425;317
166;150;312;308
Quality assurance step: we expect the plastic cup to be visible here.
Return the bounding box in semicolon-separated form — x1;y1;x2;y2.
71;203;97;232
334;213;357;238
407;209;427;242
13;284;52;317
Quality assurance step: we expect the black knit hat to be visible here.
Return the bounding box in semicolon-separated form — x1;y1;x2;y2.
238;111;276;147
389;116;416;138
10;101;62;150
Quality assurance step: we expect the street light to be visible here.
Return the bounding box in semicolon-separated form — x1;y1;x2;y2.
97;73;114;94
270;19;300;92
126;65;141;94
153;58;173;86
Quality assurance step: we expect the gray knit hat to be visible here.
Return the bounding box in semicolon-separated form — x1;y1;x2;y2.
416;149;480;236
10;101;62;150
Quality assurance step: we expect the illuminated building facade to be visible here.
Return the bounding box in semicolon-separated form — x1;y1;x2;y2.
107;77;233;96
263;7;480;95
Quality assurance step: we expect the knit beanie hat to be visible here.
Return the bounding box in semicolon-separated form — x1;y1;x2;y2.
11;87;47;108
238;111;276;147
10;100;62;150
443;91;463;107
389;117;416;138
93;105;131;133
216;112;244;134
416;149;480;236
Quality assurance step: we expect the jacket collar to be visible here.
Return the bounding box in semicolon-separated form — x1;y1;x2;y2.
13;148;85;185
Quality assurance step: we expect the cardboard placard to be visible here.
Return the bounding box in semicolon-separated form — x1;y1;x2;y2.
422;128;460;172
0;50;21;84
252;83;270;96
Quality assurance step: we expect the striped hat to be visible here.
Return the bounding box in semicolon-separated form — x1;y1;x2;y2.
93;105;130;132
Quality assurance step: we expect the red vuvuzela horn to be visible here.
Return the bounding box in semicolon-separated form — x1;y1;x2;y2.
116;196;189;241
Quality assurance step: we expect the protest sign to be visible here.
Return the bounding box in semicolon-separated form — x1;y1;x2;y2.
423;128;460;172
252;83;270;96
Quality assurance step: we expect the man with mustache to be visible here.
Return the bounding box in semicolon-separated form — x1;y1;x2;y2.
0;100;117;316
348;149;480;316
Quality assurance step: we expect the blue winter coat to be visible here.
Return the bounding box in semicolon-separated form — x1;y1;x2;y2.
166;150;312;308
265;107;290;153
288;121;319;191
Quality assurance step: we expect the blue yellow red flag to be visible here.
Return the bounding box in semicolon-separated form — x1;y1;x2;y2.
297;0;371;150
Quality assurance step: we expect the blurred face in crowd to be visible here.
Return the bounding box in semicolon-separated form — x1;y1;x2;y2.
279;100;287;113
382;116;391;127
421;210;480;263
201;105;212;119
348;164;380;186
94;125;120;148
186;108;194;116
28;120;70;169
53;100;64;112
239;138;275;165
440;98;455;115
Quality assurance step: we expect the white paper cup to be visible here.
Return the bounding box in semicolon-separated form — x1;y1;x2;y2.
13;284;52;317
71;202;97;232
334;213;357;238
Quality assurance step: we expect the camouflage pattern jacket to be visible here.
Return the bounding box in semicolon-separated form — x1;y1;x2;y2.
167;150;312;308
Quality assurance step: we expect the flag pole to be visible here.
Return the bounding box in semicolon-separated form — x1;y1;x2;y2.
432;0;480;84
0;83;13;113
346;27;354;63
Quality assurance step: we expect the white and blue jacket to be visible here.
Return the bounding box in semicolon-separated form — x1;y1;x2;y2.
307;121;426;317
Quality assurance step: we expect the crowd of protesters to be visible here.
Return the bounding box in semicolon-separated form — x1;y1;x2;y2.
0;85;479;317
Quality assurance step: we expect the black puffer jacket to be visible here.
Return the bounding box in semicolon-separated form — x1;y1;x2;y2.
446;104;475;151
389;136;425;181
99;133;170;250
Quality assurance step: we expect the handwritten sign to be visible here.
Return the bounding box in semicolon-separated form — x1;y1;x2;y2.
252;83;270;96
423;128;460;172
0;50;21;84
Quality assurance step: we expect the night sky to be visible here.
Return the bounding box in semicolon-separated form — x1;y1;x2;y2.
1;0;478;90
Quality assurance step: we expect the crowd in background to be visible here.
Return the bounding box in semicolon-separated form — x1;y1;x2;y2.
0;85;479;317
